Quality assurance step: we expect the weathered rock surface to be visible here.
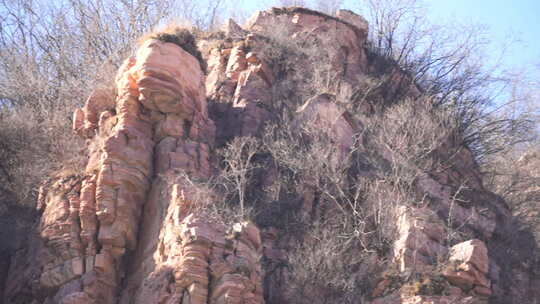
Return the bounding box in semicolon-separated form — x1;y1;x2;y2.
5;38;218;304
296;93;361;163
207;7;370;144
2;7;538;304
120;186;264;304
206;38;275;142
443;240;491;298
393;206;448;272
245;7;368;83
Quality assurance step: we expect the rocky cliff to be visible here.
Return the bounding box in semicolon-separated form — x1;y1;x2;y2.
2;7;538;304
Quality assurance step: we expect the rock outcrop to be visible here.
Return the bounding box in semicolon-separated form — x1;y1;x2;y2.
443;240;491;298
393;206;448;273
2;7;538;304
5;38;220;304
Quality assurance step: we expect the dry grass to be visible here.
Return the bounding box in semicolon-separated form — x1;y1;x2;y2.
0;102;86;206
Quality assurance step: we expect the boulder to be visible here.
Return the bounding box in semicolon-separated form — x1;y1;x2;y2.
443;239;491;298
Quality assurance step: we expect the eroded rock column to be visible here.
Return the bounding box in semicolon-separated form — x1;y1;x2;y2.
10;37;222;303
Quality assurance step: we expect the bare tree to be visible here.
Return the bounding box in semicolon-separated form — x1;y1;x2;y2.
314;0;343;15
0;0;235;204
172;0;229;30
356;0;535;161
220;137;260;217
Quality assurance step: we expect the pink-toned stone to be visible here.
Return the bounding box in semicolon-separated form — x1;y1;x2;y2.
393;206;447;271
416;174;496;239
8;8;534;304
60;292;95;304
402;295;477;304
233;67;272;107
226;46;248;81
336;9;368;33
155;113;185;139
244;10;291;33
449;239;489;274
371;291;480;304
73;88;115;138
473;285;492;297
296;94;360;162
221;48;232;56
246;8;369;79
119;183;264;304
245;52;259;64
73;108;85;134
206;48;229;99
223;18;246;38
79;177;98;256
8;33;216;304
133;39;207;116
84;88;115;126
443;239;491;297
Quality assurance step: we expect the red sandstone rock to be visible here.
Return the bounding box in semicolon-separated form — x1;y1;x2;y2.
371;278;392;298
223;18;247;39
4;8;535;304
443;239;491;297
74;88;115;138
119;187;264;304
246;7;368;81
336;9;368;33
402;295;477;304
11;36;217;303
371;291;481;304
393;206;447;272
449;240;489;274
296;94;360;163
226;46;248;81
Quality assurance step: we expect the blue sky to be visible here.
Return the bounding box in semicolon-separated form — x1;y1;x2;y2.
425;0;540;75
349;0;540;77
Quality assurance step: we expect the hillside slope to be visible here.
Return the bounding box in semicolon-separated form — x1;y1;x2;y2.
2;8;538;304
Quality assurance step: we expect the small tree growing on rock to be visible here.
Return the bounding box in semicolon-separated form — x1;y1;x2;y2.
220;136;261;217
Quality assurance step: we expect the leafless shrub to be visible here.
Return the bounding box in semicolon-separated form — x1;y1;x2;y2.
0;0;172;109
285;219;382;303
158;137;268;226
485;146;540;243
0;103;85;205
444;182;477;246
478;76;540;277
365;98;457;180
313;0;343;16
219;136;261;217
161;170;250;226
276;0;306;7
259;86;480;300
252;21;336;116
359;178;405;253
261;110;403;254
358;0;534;161
171;0;232;30
0;0;235;205
0;0;174;204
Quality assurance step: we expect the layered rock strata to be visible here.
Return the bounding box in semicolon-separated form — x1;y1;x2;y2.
5;37;233;303
2;7;538;304
206;8;370;144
